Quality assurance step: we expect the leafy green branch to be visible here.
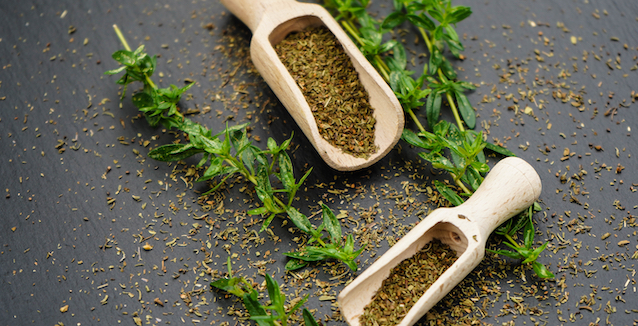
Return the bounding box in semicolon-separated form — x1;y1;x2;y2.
322;1;553;278
106;25;364;272
210;257;320;326
487;203;555;279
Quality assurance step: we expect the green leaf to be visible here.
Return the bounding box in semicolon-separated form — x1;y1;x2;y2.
201;166;240;195
428;49;443;75
278;152;295;192
288;294;309;318
321;204;342;244
523;219;534;249
433;180;464;206
532;261;555;279
392;43;407;71
286;207;313;234
407;13;436;31
248;207;268;216
132;92;156;110
426;92;442;130
148;143;203;162
196;157;225;182
448;6;472;24
486;248;524;260
427;8;443;23
267;137;278;153
454;90;476;129
523;241;549;264
195;153;210;168
264;274;283;310
285;259;308;271
401;129;432;149
112;50;135;66
440;57;457;79
259;213;276;233
381;11;406;29
243;292;272;326
507;213;530;237
104;66;126;75
485;142;516;157
209;278;238;293
283;250;326;262
303;308;320;326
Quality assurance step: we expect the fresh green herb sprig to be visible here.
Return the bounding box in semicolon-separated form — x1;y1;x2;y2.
211;257;320;326
487;203;555;279
106;25;364;272
322;1;553;278
283;203;366;271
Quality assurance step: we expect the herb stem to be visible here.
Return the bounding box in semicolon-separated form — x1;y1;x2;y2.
112;24;158;90
445;92;465;132
113;24;131;51
450;172;471;194
419;27;466;131
406;108;426;133
505;234;520;248
419;27;433;54
340;20;391;81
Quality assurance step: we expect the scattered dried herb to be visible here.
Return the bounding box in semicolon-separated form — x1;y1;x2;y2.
359;239;458;326
275;26;378;158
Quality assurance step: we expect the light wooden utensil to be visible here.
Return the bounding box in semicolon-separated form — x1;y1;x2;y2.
219;0;404;171
338;157;542;326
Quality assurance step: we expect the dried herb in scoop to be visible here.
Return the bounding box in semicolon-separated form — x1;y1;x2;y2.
274;26;377;158
359;239;458;326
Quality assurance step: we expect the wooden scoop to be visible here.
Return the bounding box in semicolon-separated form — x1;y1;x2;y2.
338;157;542;326
219;0;404;171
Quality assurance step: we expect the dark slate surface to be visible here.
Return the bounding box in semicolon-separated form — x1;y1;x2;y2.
2;0;638;325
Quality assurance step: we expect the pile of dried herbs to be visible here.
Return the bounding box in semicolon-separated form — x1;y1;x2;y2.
359;239;458;326
275;26;378;158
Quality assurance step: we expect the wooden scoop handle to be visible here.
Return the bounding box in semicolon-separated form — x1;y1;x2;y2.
461;157;542;239
220;0;297;32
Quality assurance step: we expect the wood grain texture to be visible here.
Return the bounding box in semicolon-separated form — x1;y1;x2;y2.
338;157;541;326
220;0;404;171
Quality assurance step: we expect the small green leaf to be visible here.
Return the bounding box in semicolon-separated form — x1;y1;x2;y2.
455;90;476;129
248;207;268;216
286;207;313;234
288;294;309;317
259;213;276;233
285;259;308;271
264;273;282;309
426;92;442;130
523;220;534;249
433;180;464;206
148;143;203;162
267;137;278;152
448;6;472;24
485;142;516;157
303;308;320;326
104;66;126;75
197;156;225;182
401;129;432;149
486;248;524;260
532;261;555;279
381;11;406;29
321;204;342;244
132;92;155;110
428;48;443;75
278;152;295;192
407;13;435;31
112;50;135;66
243;292;271;326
